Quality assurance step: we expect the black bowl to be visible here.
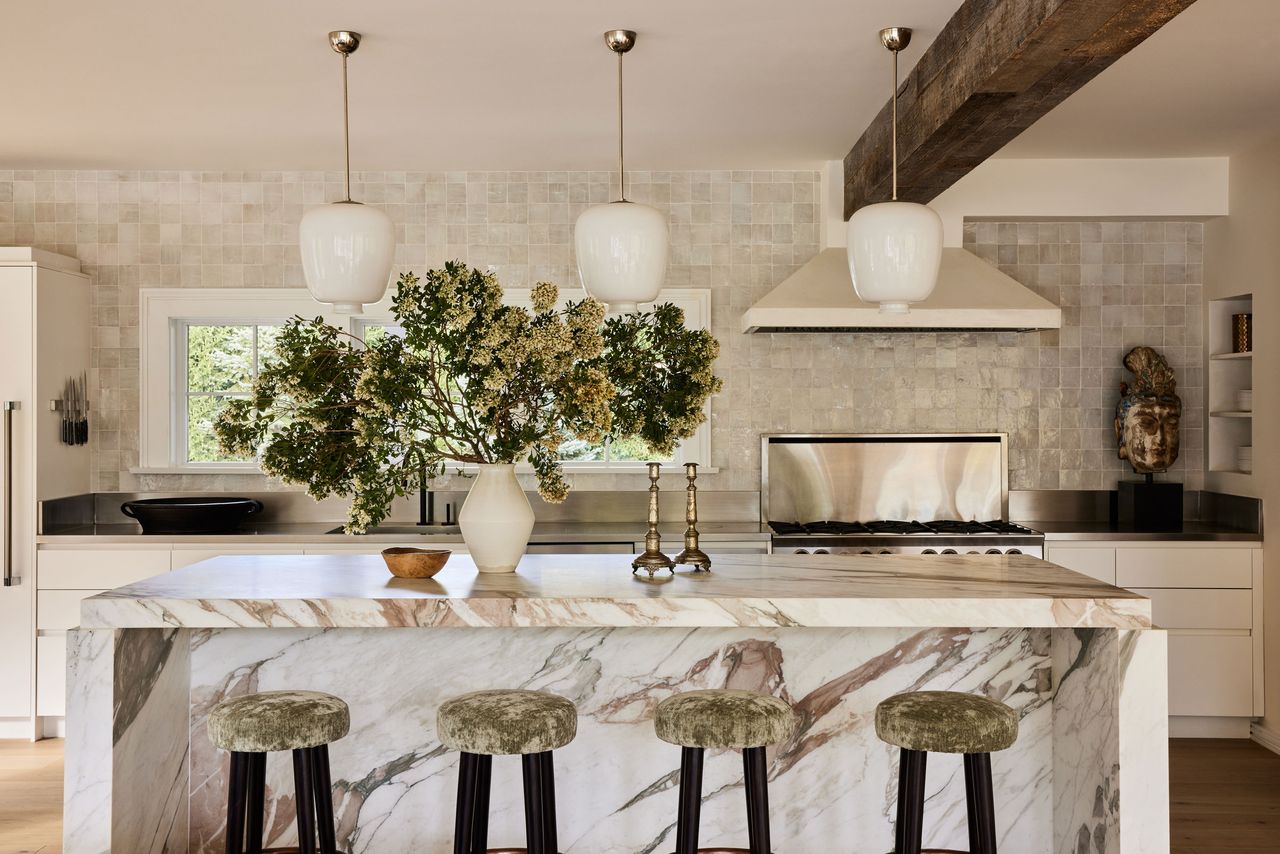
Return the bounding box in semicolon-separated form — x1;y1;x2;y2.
121;497;264;535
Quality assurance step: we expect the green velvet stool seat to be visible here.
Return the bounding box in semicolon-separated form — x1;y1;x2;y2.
875;691;1020;854
207;690;351;854
438;689;579;854
654;689;797;854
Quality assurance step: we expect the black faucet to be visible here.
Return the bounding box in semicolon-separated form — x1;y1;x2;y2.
406;448;435;527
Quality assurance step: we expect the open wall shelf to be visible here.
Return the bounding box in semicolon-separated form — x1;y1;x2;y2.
1207;294;1253;474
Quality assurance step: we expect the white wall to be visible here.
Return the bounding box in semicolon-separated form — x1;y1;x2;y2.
821;158;1231;248
1203;138;1280;737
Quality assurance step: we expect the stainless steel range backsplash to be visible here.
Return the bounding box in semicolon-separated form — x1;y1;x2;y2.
0;168;1202;493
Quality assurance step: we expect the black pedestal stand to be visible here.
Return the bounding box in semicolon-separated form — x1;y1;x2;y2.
1115;473;1183;532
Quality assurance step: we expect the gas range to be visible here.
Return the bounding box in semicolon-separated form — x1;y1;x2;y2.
762;434;1045;559
768;519;1044;558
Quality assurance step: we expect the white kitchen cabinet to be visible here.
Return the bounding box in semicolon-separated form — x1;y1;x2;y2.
1043;545;1116;584
1115;546;1252;588
35;635;66;718
171;546;306;569
0;250;91;737
1167;635;1255;718
34;545;172;720
1046;539;1263;728
38;547;171;588
304;544;469;555
37;589;108;631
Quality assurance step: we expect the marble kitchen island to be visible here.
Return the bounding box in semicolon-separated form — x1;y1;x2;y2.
64;552;1167;853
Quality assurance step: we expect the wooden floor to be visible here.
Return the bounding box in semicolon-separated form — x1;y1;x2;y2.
0;737;1276;853
0;738;63;854
1172;739;1280;853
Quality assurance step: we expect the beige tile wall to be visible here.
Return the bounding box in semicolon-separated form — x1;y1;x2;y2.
0;169;1203;495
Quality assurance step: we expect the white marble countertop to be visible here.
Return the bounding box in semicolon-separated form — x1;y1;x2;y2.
80;552;1152;630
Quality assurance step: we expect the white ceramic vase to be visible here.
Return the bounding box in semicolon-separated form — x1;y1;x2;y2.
458;464;535;573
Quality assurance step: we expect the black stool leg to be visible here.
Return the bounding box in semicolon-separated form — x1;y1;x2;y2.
245;753;266;854
675;747;704;854
522;753;548;854
894;748;927;854
452;753;479;854
225;751;249;854
538;752;559;853
742;747;772;854
471;754;492;854
309;746;339;854
292;749;318;854
964;753;998;854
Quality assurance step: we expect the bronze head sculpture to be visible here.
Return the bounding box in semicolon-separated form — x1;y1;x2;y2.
1115;346;1181;475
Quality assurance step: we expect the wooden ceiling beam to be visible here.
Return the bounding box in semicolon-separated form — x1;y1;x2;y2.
843;0;1199;219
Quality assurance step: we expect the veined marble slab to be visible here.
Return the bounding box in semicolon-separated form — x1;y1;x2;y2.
81;552;1151;630
187;625;1053;853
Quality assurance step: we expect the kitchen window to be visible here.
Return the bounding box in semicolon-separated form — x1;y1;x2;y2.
140;287;712;473
179;323;281;463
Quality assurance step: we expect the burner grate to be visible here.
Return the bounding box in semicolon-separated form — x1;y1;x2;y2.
770;518;1040;537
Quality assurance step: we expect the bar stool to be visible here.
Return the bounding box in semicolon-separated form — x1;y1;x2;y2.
207;689;351;854
875;690;1019;854
438;689;578;854
654;688;797;854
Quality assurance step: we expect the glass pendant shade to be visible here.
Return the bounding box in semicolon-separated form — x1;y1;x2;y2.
846;200;943;314
575;200;668;315
300;30;394;315
300;201;395;314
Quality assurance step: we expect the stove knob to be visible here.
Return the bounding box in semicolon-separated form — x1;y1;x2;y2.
795;549;810;555
921;549;937;555
878;549;892;555
859;549;873;555
1007;548;1022;555
967;550;980;555
986;549;1002;555
941;549;957;555
814;549;830;555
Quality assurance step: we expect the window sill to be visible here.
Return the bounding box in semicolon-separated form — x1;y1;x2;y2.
130;464;720;476
130;465;265;475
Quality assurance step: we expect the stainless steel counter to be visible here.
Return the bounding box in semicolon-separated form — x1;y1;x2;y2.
36;520;770;545
1029;521;1261;542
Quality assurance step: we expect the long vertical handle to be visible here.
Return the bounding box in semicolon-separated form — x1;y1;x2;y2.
4;401;18;587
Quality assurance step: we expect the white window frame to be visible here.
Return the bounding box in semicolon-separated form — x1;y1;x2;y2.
139;287;714;474
139;289;347;472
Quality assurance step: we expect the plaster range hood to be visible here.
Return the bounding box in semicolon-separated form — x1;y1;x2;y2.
741;247;1062;333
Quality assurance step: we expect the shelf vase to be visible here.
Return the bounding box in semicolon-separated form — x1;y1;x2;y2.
458;463;534;573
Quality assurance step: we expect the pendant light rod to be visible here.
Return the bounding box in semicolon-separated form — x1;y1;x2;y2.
329;30;363;203
879;27;912;202
604;29;637;202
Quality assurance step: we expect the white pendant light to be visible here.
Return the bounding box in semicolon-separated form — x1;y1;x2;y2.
574;29;669;316
846;27;943;314
299;30;395;315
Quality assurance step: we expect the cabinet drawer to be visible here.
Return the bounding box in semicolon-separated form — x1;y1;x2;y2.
1168;634;1254;717
36;635;67;717
171;548;305;570
1130;588;1252;630
37;589;107;631
1116;547;1252;588
38;548;170;589
1045;546;1116;584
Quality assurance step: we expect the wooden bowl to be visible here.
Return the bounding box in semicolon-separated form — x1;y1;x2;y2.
381;547;451;578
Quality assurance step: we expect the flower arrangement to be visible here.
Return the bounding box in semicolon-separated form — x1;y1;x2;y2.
215;262;722;532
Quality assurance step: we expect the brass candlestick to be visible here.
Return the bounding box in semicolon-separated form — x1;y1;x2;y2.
674;462;711;572
632;462;675;577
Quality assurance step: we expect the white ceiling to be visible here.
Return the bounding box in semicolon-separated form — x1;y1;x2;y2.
1;0;963;172
998;0;1280;158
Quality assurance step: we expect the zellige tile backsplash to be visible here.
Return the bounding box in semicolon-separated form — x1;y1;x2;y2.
0;169;1202;494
